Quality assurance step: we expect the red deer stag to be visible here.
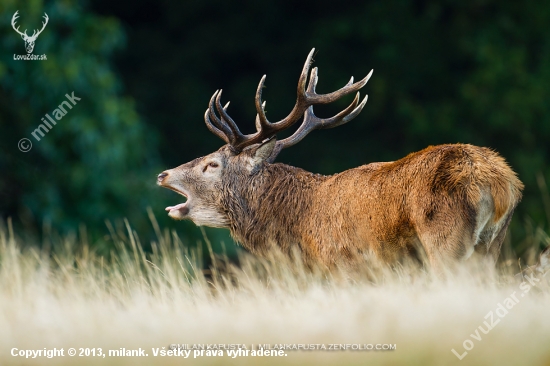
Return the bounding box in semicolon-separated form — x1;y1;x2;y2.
157;49;524;269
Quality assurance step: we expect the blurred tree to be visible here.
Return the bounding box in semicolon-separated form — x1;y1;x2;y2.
0;0;162;246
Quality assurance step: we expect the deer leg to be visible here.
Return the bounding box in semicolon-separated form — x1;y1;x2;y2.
416;218;476;272
473;210;514;265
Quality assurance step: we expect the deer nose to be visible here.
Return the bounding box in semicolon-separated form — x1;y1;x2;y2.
157;172;168;182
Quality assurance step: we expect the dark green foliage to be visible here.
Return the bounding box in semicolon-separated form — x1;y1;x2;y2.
0;0;158;240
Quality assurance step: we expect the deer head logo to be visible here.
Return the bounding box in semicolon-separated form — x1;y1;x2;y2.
11;11;49;54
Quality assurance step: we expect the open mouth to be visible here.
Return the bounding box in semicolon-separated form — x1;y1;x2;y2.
165;188;190;217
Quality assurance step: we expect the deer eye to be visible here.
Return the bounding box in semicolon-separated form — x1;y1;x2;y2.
203;161;219;172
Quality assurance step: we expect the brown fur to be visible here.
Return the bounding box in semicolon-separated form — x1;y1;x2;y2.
158;142;523;269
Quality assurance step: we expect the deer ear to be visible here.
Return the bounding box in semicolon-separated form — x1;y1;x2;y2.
248;138;276;169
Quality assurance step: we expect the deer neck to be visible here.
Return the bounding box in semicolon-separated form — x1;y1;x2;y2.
227;163;327;254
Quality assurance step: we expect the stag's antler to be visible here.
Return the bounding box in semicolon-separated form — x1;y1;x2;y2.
204;48;373;157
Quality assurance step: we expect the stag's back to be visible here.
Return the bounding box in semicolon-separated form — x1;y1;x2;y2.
309;144;523;266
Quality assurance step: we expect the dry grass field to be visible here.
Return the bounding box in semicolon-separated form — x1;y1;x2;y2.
1;215;549;366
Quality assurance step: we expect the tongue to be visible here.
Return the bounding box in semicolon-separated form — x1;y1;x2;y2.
165;203;187;212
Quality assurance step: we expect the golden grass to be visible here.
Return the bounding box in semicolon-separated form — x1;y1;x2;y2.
0;217;549;366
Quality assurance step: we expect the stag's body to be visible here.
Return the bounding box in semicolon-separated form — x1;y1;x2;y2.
226;143;522;267
158;49;523;269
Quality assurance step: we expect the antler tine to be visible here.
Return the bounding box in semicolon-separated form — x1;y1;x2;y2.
254;101;266;131
309;68;373;104
314;91;364;128
215;90;246;141
205;90;235;144
307;67;319;93
254;75;270;131
204;108;230;144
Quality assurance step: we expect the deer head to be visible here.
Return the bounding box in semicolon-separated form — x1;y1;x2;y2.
12;11;49;54
157;49;372;228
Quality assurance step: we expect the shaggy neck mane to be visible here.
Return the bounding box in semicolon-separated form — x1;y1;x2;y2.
225;163;327;254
